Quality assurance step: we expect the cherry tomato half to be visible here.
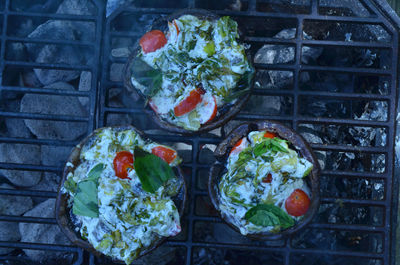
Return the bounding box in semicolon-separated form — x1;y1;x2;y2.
285;189;310;217
113;151;134;179
152;146;177;164
264;131;277;138
174;88;202;117
230;137;248;155
139;30;167;54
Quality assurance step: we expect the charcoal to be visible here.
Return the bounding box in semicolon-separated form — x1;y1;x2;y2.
20;82;87;140
19;199;72;262
130;246;175;265
254;29;323;90
0;144;42;187
106;0;133;17
0;183;33;254
33;44;82;85
30;173;61;204
41;145;73;167
56;0;96;15
26;4;95;85
110;63;125;82
298;124;326;170
78;71;92;107
0;222;20;255
3;100;33;138
111;47;131;58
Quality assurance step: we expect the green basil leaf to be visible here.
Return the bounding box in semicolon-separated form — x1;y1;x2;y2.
133;147;175;193
245;204;294;229
130;57;163;97
86;163;104;182
248;209;280;227
72;180;99;218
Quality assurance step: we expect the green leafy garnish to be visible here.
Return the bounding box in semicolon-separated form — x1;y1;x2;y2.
245;204;294;229
133;147;175;193
71;163;104;217
64;177;77;193
223;69;254;103
72;180;99;218
86;163;104;182
253;138;289;157
130;57;163;97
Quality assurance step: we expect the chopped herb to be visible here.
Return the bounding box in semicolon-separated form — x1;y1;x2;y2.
203;41;215;56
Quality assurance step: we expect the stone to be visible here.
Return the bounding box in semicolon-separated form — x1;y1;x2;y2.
20;82;87;140
0;183;33;255
0;144;42;187
19;199;72;262
78;71;92;107
57;0;96;15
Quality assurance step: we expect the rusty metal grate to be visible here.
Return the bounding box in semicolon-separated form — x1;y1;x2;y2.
0;0;399;264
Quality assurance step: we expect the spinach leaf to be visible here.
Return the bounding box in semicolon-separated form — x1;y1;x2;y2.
245;204;294;229
86;163;104;182
133;147;175;193
130;57;163;97
72;180;99;218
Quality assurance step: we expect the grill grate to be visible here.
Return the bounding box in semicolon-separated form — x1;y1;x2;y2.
0;0;399;264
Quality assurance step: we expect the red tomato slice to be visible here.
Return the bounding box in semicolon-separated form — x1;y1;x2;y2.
174;88;203;117
139;30;167;53
113;151;134;179
285;189;310;217
262;173;272;183
264;131;277;138
167;20;180;40
230;137;249;156
198;94;217;124
152;146;177;164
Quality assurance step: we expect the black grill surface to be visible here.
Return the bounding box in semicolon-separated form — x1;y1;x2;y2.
0;0;399;264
